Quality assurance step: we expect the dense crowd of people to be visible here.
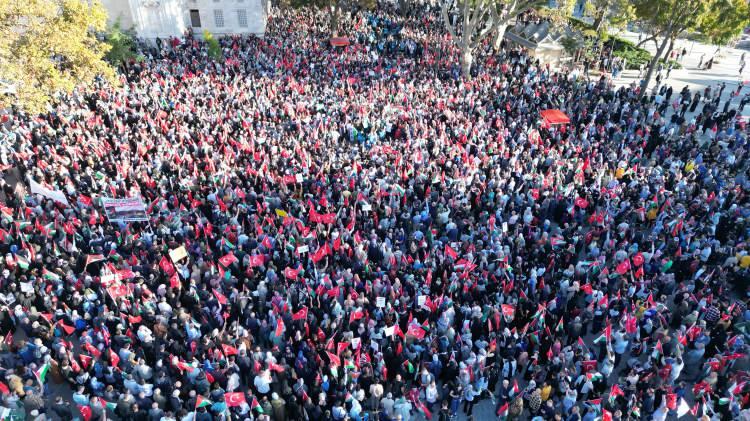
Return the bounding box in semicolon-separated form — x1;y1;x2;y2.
0;2;749;421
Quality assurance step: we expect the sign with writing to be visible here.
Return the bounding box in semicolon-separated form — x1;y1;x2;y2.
169;246;188;263
101;197;148;222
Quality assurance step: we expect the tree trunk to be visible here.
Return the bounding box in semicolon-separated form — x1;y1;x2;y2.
640;35;671;98
592;11;605;33
460;48;473;78
331;5;340;35
493;23;508;51
398;0;408;16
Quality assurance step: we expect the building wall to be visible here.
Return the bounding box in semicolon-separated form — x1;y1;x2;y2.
101;0;135;29
101;0;266;40
186;0;266;37
128;0;189;40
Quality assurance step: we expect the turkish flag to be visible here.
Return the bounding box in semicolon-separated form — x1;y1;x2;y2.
159;256;175;276
444;244;458;259
78;405;92;421
109;349;120;369
310;246;328;263
349;310;364;324
169;272;180;289
79;354;93;370
632;252;645;267
219;253;238;267
407;324;426;339
108;284;130;299
326;286;340;298
83;342;101;358
248;254;265;267
580;360;597;372
501;304;515;318
616;260;631;275
213;289;228;305
275;318;285;338
221;344;238;356
292;307;308;321
58;320;75;335
284;267;299;279
224;392;246;407
326;351;341;367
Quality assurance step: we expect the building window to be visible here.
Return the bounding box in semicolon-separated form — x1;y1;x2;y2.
190;9;201;27
237;9;248;27
214;9;224;27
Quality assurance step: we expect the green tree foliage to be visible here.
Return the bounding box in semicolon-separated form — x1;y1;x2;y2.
104;19;137;69
632;0;706;96
584;0;635;35
203;30;222;61
698;0;750;45
0;0;115;114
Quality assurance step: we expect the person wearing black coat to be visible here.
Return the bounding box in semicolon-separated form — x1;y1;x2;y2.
51;396;73;420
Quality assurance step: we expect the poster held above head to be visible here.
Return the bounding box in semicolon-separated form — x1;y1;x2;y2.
28;177;70;206
101;197;149;223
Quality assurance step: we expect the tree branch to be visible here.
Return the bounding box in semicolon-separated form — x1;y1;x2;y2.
440;0;460;47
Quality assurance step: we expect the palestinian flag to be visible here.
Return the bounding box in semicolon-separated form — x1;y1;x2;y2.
587;371;604;382
98;398;117;411
42;268;60;282
35;363;50;384
251;397;264;413
15;255;29;270
85;254;106;267
195;395;212;409
221;237;235;250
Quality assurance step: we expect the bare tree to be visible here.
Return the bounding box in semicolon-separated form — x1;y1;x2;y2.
440;0;499;76
440;0;542;77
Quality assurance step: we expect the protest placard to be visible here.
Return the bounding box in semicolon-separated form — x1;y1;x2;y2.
169;246;188;263
28;178;70;206
101;197;148;222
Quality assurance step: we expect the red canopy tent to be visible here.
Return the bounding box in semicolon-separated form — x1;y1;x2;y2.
330;37;350;47
540;109;570;126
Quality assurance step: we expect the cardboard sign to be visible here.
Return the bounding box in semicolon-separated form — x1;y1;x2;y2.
297;245;309;253
169;246;188;263
418;295;426;306
383;325;395;337
295;174;304;183
376;296;386;308
361;204;372;212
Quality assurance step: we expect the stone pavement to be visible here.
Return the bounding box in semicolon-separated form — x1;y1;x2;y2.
613;31;750;120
